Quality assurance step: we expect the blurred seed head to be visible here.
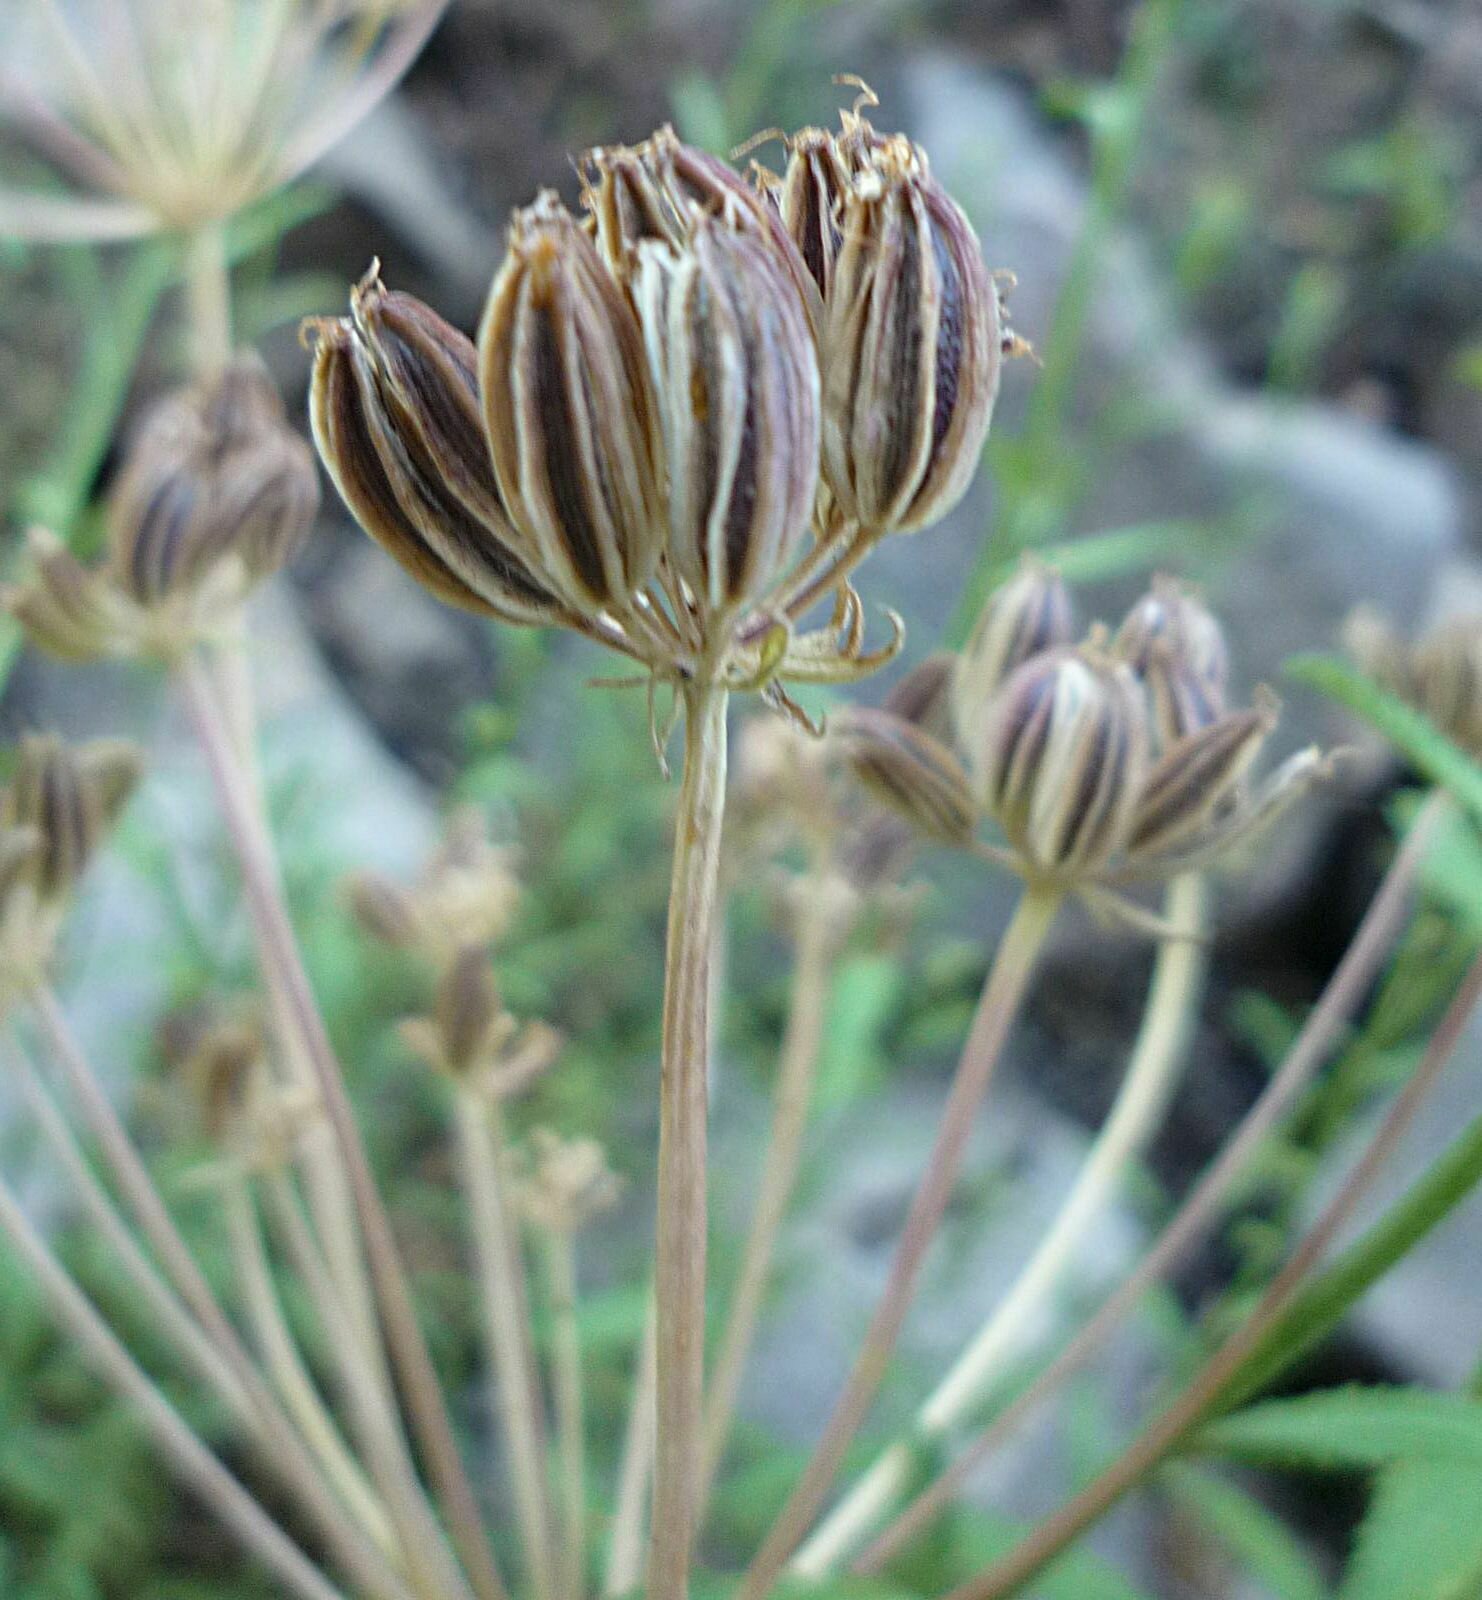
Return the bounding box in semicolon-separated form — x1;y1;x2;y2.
517;1128;622;1236
1115;577;1230;745
1347;608;1482;759
832;705;977;848
977;645;1149;882
954;560;1073;763
3;1;447;240
8;358;318;663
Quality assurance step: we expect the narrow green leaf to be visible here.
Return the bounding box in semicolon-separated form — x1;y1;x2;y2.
1195;1387;1482;1473
1340;1458;1482;1600
1285;653;1482;828
1161;1462;1328;1600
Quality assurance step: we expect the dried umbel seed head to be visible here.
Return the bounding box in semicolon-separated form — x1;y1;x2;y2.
308;272;564;626
479;191;666;617
345;870;421;949
1407;616;1482;757
977;647;1149;881
634;211;821;620
821;136;1000;536
4;527;133;663
1345;608;1482;757
434;946;504;1077
1115;578;1230;745
583;126;821;324
518;1128;623;1235
954;560;1073;761
109;357;318;607
832;705;977;848
180;1017;268;1145
2;735;142;902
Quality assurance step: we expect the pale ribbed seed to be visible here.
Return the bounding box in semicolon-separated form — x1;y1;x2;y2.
833;707;977;847
634;214;820;617
1129;701;1275;860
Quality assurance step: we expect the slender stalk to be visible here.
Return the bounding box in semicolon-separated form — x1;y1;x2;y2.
209;637;394;1405
26;989;418;1600
649;681;730;1600
541;1225;590;1600
222;1177;396;1557
452;1089;559;1600
800;874;1206;1577
9;1034;250;1418
0;1173;348;1600
259;1169;477;1600
859;790;1445;1570
700;864;840;1510
949;941;1482;1600
738;887;1062;1600
180;653;509;1600
605;1292;658;1599
184;220;232;376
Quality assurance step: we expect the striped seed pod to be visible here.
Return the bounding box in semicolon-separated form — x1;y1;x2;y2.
108;356;318;605
584;126;821;326
3;527;129;663
821;137;1001;536
1126;690;1279;862
774;126;853;301
832;705;977;847
479;192;665;617
308;276;564;626
2;734;142;902
977;647;1149;881
633;212;821;619
884;651;958;744
1115;578;1230;745
954;560;1073;764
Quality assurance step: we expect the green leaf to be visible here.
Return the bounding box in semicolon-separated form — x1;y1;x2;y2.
1285;654;1482;828
1340;1458;1482;1600
1195;1386;1482;1474
1161;1463;1328;1600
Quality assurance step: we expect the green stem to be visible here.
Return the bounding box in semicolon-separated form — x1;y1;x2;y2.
649;682;730;1600
738;887;1062;1600
185;220;233;376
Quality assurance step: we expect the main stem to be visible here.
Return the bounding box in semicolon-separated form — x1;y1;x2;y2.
649;681;730;1600
738;887;1060;1600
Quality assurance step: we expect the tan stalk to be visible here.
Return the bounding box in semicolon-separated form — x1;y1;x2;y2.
220;1176;399;1562
700;852;840;1511
796;874;1207;1574
860;789;1447;1569
451;1089;560;1600
540;1223;590;1600
738;887;1062;1600
0;1171;349;1600
180;654;510;1600
951;938;1482;1600
26;989;415;1600
604;1291;658;1599
649;682;730;1600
